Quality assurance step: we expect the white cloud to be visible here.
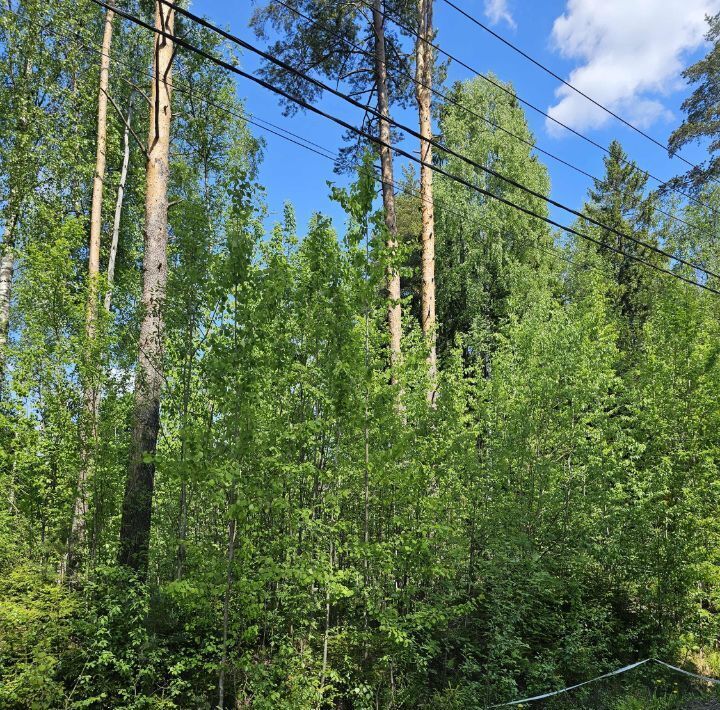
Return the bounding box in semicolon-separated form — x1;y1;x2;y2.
546;0;720;135
484;0;515;29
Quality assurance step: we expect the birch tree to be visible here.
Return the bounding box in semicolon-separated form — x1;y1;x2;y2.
61;2;116;578
0;1;58;387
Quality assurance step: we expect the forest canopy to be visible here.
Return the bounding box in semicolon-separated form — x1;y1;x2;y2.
2;1;720;708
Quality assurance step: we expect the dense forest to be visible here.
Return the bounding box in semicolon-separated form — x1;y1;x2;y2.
3;0;720;708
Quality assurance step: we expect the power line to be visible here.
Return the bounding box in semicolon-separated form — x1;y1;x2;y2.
441;0;717;184
390;180;608;281
150;0;720;282
87;0;720;296
269;0;714;259
50;16;601;293
66;22;601;282
59;26;338;163
92;0;720;294
355;0;717;216
83;28;635;286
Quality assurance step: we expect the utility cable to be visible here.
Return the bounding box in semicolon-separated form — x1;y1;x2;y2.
149;0;720;282
441;0;717;184
56;24;338;163
87;0;720;296
354;0;717;215
67;21;602;283
270;0;714;255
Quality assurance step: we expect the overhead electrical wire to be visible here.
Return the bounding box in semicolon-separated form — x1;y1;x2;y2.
87;0;720;296
440;0;717;185
354;0;718;216
63;22;603;282
51;24;338;162
270;0;715;254
147;0;720;282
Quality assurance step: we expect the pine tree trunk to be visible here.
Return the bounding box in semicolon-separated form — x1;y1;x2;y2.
416;0;436;399
104;94;132;313
118;0;174;575
372;0;402;368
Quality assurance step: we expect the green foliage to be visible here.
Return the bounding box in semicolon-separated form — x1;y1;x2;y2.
1;4;720;708
434;75;554;363
579;140;662;347
0;566;77;708
669;12;720;191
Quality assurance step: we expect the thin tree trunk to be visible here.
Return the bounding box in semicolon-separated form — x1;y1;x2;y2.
176;478;188;579
0;56;33;391
372;0;402;370
86;3;113;341
104;94;133;313
61;5;115;581
218;504;237;709
175;323;193;580
0;212;18;386
363;223;371;657
118;0;174;575
320;539;334;695
416;0;437;400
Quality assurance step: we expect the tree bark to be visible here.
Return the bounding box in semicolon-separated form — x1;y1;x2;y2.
218;504;237;708
416;0;437;399
175;321;193;580
61;5;115;581
104;94;132;313
118;0;174;575
1;50;37;393
372;0;402;369
320;539;334;695
0;213;18;386
86;3;113;341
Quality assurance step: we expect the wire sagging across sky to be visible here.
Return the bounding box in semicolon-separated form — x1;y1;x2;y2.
87;0;720;296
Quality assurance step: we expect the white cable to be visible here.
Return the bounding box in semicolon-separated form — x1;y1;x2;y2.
488;658;720;707
653;659;720;685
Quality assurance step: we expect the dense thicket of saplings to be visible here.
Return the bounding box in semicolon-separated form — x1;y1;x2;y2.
2;2;720;708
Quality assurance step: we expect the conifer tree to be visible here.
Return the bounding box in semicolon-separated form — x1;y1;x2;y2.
668;13;720;191
250;0;415;368
118;0;175;575
582;140;661;346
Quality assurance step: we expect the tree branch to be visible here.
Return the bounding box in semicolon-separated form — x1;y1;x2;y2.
102;87;149;160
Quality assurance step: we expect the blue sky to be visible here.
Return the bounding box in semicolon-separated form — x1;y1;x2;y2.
190;0;720;235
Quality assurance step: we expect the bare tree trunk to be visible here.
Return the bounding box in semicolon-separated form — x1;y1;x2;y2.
416;0;437;401
218;505;237;709
86;3;113;341
60;5;115;581
363;233;371;653
320;539;334;695
0;212;18;386
372;0;402;370
175;326;193;580
1;50;37;392
118;0;174;575
104;94;133;313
